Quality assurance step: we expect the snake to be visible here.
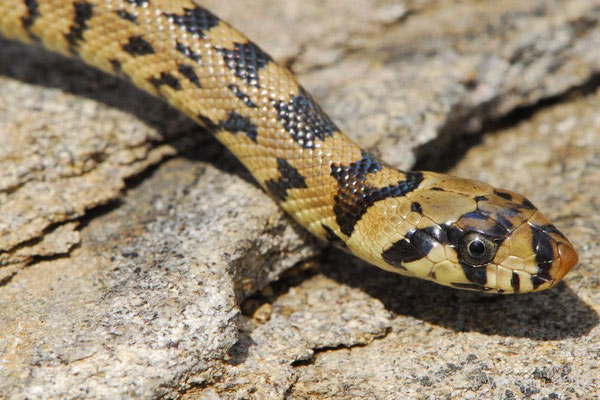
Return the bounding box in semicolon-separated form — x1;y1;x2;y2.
0;0;579;294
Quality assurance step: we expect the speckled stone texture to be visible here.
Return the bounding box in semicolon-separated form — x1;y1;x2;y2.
1;0;599;399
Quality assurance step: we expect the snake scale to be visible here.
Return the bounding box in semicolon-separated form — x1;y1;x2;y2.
0;0;579;293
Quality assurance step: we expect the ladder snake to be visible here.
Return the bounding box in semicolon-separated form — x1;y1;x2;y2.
0;0;579;293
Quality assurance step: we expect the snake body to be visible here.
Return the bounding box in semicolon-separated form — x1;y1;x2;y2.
0;0;579;293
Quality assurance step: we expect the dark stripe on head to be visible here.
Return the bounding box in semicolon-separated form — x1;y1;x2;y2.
122;36;154;55
409;230;437;258
474;195;487;202
460;262;488;286
163;6;219;37
422;225;450;245
461;210;490;221
218;42;272;87
460;211;510;239
219;112;258;142
175;42;202;62
538;224;568;241
228;84;257;108
495;214;514;231
177;64;202;88
493;189;513;201
531;274;549;290
445;224;463;246
531;226;554;280
382;239;415;270
411;202;423;215
520;198;536;210
381;227;444;270
116;10;137;24
148;72;182;90
65;1;93;51
511;272;520;293
265;158;308;202
273;88;337;148
22;0;40;29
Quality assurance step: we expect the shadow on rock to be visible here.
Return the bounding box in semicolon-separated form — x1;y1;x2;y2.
320;247;598;341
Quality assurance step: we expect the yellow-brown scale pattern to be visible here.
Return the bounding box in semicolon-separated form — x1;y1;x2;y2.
0;0;579;293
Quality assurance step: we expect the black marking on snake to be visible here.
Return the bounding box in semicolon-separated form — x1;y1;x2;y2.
178;64;202;88
520;198;536;210
531;225;554;281
65;1;93;51
122;36;154;56
463;210;490;221
511;272;520;293
474;195;487;202
494;189;513;201
411;202;423;215
531;274;549;290
163;6;220;38
495;213;514;231
451;282;491;291
538;224;568;240
228;84;257;108
410;230;437;257
382;240;415;270
148;72;182;91
175;42;202;63
460;211;509;239
382;227;439;269
125;0;148;6
218;42;272;87
109;59;123;75
274;88;338;149
331;153;423;236
322;225;347;249
197;115;219;132
265;158;308;202
422;225;450;245
445;224;463;247
22;0;40;29
460;262;488;286
116;10;137;24
219;112;258;142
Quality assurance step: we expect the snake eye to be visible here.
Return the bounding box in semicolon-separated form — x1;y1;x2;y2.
459;232;497;266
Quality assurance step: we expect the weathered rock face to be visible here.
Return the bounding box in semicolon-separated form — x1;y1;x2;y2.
0;0;599;398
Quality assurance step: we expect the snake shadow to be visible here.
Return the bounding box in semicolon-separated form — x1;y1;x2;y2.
320;246;598;340
0;39;254;183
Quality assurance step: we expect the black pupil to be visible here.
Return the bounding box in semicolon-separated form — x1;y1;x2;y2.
469;239;486;257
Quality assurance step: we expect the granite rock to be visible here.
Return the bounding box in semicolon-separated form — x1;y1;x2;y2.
0;0;599;398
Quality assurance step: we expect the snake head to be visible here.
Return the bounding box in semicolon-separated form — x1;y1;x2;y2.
372;173;578;293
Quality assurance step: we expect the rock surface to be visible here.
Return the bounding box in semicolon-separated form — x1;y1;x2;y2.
0;0;599;398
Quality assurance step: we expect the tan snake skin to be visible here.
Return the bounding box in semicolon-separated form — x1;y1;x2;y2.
0;0;579;293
